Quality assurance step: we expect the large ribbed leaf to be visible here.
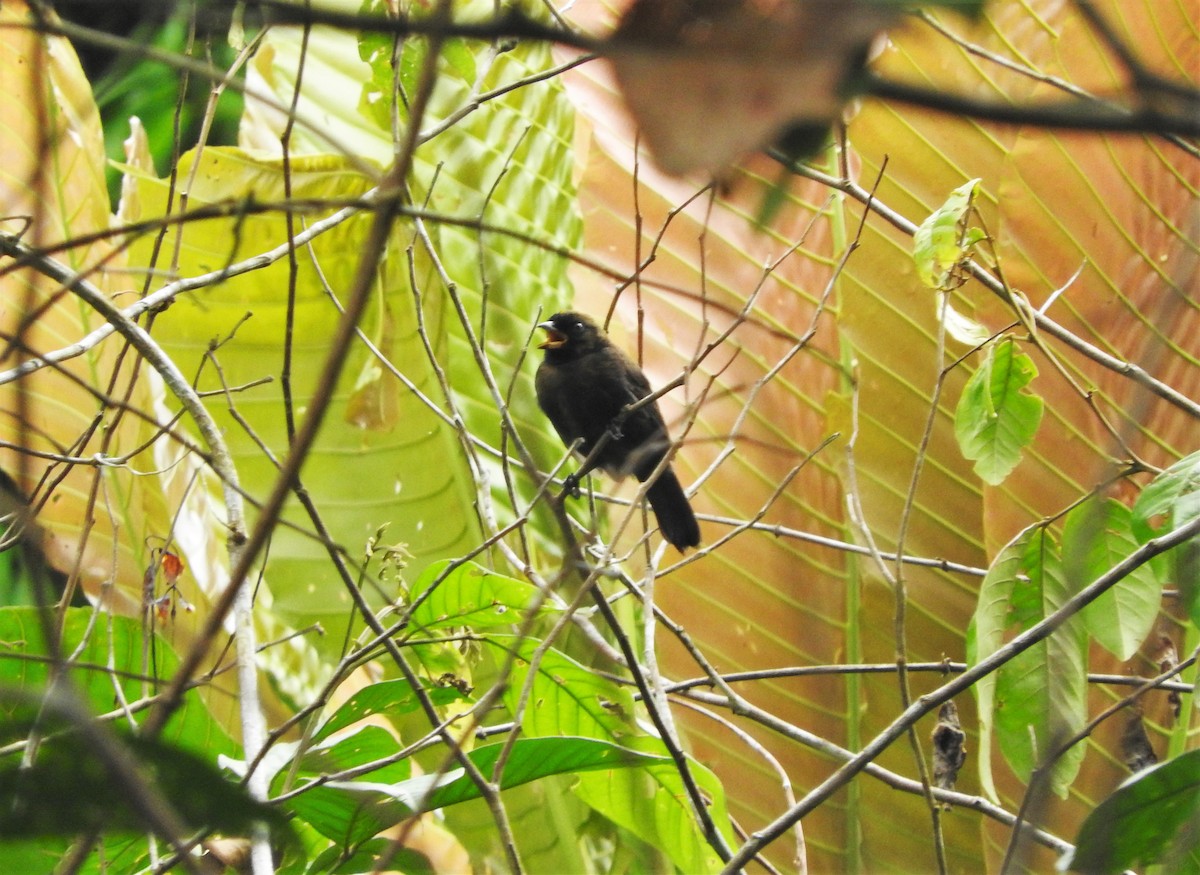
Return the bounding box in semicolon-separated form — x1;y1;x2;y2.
561;0;1198;871
162;0;581;667
242;0;580;564
0;3;250;734
0;3;161;613
122;146;482;659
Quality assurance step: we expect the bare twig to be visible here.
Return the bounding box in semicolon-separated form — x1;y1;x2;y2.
720;511;1200;871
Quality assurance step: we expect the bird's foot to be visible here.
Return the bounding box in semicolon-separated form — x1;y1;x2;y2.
606;422;624;442
560;471;583;500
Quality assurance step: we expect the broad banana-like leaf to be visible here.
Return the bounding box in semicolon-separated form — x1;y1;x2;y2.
0;2;250;735
561;0;1198;871
122;144;486;660
241;0;581;565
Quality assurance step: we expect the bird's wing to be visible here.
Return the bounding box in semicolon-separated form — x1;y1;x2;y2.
619;358;653;402
535;366;580;448
613;350;669;431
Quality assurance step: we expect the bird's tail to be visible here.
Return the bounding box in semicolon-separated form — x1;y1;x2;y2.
645;466;701;551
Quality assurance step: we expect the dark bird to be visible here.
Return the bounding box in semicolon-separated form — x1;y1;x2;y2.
535;311;701;551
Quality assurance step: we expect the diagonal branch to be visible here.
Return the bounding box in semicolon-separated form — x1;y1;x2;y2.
721;511;1200;871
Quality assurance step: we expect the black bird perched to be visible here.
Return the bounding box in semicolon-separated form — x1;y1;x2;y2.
535;311;701;551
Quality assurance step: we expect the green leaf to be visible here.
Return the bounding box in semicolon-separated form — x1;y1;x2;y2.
403;560;553;700
0;835;150;873
970;526;1087;801
954;338;1044;485
275;734;664;848
913;178;981;287
996;529;1087;797
1132;450;1200;626
1067;748;1200;873
288;725;414;789
408;559;551;632
500;637;733;872
421;737;669;811
441;38;477;84
1063;498;1160;659
1131;450;1200;541
0;607;236;758
0;727;286;840
310;838;435;875
263;725;413;847
576;736;731;875
967;526;1028;801
312;678;470;744
502;636;638;743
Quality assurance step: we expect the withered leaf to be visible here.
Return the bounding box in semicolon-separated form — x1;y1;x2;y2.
609;0;899;176
1120;712;1158;774
931;699;967;797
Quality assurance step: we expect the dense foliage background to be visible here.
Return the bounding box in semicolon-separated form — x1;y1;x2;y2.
0;0;1196;872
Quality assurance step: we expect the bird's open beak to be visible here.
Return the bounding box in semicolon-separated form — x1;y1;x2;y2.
537;322;567;350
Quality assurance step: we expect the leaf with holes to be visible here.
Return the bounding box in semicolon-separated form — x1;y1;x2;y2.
913;178;983;288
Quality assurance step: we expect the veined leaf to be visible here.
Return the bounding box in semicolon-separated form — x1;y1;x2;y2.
408;559;552;632
997;529;1087;797
0;836;148;874
263;731;664;848
1132;451;1200;626
970;526;1087;800
0;1;182;637
1131;451;1200;542
0;607;235;758
576;735;731;875
1066;748;1200;874
253;724;413;846
499;636;734;872
913;178;982;288
225;724;412;846
402;560;552;722
501;636;638;743
309;839;435;875
1063;499;1160;660
415;736;670;812
968;526;1030;802
245;6;581;565
122;146;483;662
312;678;471;745
955;338;1044;485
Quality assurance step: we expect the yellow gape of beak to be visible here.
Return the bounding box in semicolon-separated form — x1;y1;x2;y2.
537;322;567;350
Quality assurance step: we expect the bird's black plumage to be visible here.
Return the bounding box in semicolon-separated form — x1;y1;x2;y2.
535;312;701;551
